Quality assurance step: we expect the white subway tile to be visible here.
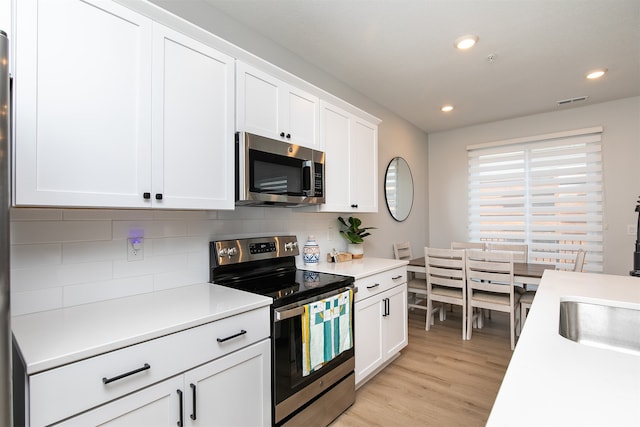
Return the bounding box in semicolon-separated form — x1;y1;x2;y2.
153;269;207;291
11;287;63;315
10;243;61;268
64;276;154;307
112;220;188;240
113;254;187;278
11;220;112;244
151;210;209;221
63;240;126;263
63;209;154;221
9;208;63;221
150;236;206;256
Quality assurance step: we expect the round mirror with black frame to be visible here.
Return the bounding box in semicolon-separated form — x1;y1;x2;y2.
384;157;414;222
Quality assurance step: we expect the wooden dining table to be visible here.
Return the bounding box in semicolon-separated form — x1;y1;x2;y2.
408;257;554;286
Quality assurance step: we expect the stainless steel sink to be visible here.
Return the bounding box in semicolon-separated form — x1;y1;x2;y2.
559;300;640;356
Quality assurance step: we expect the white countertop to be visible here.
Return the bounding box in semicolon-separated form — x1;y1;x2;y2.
298;257;408;279
487;270;640;427
12;283;272;374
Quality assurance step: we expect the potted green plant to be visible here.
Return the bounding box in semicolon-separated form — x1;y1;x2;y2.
338;216;376;258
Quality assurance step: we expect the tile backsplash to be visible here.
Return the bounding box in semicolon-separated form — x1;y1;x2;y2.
10;207;345;315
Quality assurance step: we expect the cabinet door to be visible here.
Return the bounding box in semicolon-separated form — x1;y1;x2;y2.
56;376;183;427
151;25;235;210
236;61;319;148
14;0;152;207
319;101;351;211
281;84;319;149
236;61;280;140
184;339;271;427
354;294;384;385
319;101;379;213
383;284;408;359
349;117;378;212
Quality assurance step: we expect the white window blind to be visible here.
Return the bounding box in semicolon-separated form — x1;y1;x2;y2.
467;127;603;272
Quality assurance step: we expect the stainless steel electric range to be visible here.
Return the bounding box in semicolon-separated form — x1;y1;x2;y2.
210;235;356;427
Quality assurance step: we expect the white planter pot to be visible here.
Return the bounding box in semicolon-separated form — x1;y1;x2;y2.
348;243;364;259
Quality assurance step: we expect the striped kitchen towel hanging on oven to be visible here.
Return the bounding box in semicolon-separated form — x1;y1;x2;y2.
301;289;353;376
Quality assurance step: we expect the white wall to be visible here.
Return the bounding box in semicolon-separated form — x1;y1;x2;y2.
9;1;429;315
428;96;640;276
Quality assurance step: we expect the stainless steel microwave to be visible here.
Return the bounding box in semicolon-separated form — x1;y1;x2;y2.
236;132;325;207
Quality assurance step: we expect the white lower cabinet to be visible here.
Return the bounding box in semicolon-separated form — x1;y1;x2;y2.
354;267;408;386
24;306;271;427
56;340;271;427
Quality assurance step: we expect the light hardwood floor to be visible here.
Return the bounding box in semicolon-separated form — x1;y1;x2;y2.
332;307;513;426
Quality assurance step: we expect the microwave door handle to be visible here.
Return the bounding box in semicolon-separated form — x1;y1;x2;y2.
302;160;313;196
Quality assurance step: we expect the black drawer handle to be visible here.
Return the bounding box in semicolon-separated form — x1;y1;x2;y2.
392;275;402;280
366;283;380;289
177;389;184;427
216;329;247;343
102;363;150;384
190;383;197;420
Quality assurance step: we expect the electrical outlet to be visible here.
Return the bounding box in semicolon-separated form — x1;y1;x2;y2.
327;226;334;241
127;237;144;261
627;225;637;236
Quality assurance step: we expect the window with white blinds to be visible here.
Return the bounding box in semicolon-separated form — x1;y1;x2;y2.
467;127;603;272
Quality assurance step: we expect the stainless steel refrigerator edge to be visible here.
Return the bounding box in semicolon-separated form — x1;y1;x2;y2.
0;29;12;427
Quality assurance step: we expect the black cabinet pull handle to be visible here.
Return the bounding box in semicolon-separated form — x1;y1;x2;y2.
102;363;150;384
280;132;285;137
177;389;183;426
190;383;197;420
351;204;358;208
216;329;247;343
366;283;380;289
392;275;402;280
143;192;151;199
155;193;163;200
286;133;291;139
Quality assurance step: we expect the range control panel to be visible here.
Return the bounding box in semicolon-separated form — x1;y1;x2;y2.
211;235;299;266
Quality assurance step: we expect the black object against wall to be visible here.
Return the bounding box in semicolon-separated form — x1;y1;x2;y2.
631;196;640;277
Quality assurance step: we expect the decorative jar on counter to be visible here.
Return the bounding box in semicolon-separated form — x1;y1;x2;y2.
303;235;320;266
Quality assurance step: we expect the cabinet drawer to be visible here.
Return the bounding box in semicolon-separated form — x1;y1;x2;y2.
29;307;270;427
354;267;406;302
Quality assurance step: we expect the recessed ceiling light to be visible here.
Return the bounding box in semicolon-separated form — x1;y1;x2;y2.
586;68;607;79
454;35;479;50
441;105;454;112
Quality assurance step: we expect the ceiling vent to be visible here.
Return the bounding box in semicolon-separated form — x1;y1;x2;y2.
556;96;589;106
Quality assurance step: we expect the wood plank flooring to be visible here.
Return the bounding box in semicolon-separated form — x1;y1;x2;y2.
331;307;513;427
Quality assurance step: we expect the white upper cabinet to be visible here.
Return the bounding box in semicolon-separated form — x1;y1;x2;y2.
13;0;234;210
236;61;320;149
318;101;378;213
151;25;234;210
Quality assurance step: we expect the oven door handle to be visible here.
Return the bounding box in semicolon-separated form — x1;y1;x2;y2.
274;285;358;323
275;306;305;321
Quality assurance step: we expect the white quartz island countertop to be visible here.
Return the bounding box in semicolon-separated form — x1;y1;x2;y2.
487;270;640;427
298;257;408;279
12;283;272;374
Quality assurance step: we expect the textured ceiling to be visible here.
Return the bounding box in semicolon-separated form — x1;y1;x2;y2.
152;0;640;133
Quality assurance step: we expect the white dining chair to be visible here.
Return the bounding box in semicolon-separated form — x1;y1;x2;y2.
425;247;467;339
466;249;521;350
487;243;528;262
521;249;587;325
451;241;486;250
393;242;428;317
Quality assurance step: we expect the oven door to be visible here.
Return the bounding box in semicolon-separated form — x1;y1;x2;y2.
236;132;325;206
272;286;355;425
